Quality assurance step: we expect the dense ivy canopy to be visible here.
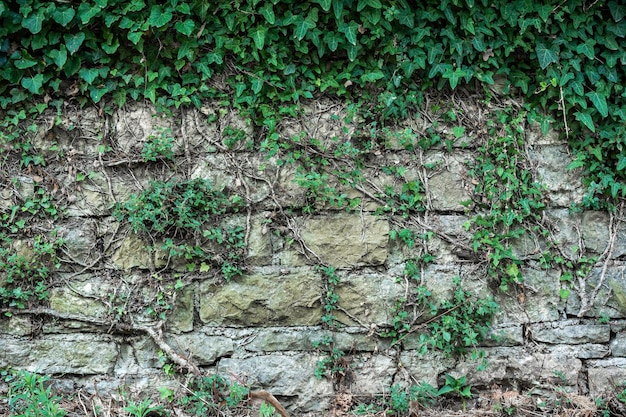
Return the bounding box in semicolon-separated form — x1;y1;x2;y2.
1;0;625;203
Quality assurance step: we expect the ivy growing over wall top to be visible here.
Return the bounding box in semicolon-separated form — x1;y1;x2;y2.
0;0;625;203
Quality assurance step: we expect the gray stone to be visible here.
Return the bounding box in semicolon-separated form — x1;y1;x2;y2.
166;332;233;365
113;104;173;154
348;354;396;394
397;351;455;387
611;333;626;357
580;211;610;254
482;325;524;347
167;288;194;333
246;213;275;266
335;271;405;327
531;323;610;344
12;334;119;374
530;145;584;207
453;346;581;390
495;266;562;324
218;354;334;412
547;344;610;359
110;233;167;270
198;271;322;326
587;358;626;397
0;316;32;336
58;219;99;267
300;214;389;267
566;265;626;318
526;123;562;146
423;152;473;212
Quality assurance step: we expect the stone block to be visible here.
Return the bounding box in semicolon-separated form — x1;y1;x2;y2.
167;288;194;333
300;213;389;267
424;152;473;212
348;354;396;394
19;334;118;374
610;333;626;357
495;266;562;323
453;346;581;390
0;316;32;337
334;272;405;327
110;233;167;270
531;322;610;344
198;271;322;326
547;344;610;359
218;354;334;412
166;332;233;366
397;351;455;387
566;265;626;318
113;104;174;154
587;358;626;397
530;145;584;207
58;219;98;267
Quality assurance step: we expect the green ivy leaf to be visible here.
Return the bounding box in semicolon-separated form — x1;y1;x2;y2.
314;0;332;12
22;10;44;34
64;32;85;55
535;43;558;69
443;67;466;89
325;32;341;51
259;4;275;24
52;7;75;26
361;71;384;82
574;111;595;132
128;31;143;45
89;86;108;103
48;46;67;69
250;26;267;50
617;156;626;172
586;91;609;118
609;1;625;22
332;0;344;21
576;39;596;60
357;0;382;12
294;16;316;41
21;74;44;94
14;58;38;69
339;21;359;45
77;3;101;24
175;19;195;36
79;68;100;84
149;6;173;28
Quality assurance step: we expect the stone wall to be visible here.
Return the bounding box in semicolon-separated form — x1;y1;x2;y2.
1;100;626;414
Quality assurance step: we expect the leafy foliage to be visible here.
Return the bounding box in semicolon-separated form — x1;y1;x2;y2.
3;369;66;417
112;179;246;279
0;0;624;202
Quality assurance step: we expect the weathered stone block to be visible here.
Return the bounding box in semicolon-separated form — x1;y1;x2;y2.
610;333;626;357
530;145;584;207
566;265;626;318
495;266;562;323
587;358;626;397
348;354;396;394
531;323;610;344
396;351;455;387
547;344;610;359
167;288;194;333
20;334;118;374
424;152;473;212
334;272;404;327
198;271;322;326
0;316;32;337
453;346;581;390
218;354;334;412
300;214;389;267
113;104;174;154
58;219;98;267
166;332;234;365
110;234;167;270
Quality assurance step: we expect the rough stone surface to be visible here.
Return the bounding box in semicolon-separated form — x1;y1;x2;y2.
198;271;322;326
610;333;626;357
335;271;405;327
587;358;626;397
453;347;582;390
566;265;626;318
424;152;473;212
2;334;119;375
110;233;167;270
348;354;396;394
531;145;584;207
531;323;610;344
300;214;389;267
218;354;334;411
